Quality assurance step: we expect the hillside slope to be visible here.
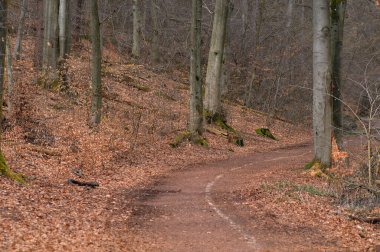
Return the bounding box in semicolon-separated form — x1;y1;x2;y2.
0;39;309;251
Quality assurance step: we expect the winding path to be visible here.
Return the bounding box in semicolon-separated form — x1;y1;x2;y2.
127;144;323;251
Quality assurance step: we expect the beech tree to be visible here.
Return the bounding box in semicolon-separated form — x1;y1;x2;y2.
331;0;347;149
151;0;159;63
313;0;332;167
189;0;203;138
89;0;102;126
204;0;230;118
14;0;27;60
42;0;59;71
132;0;142;58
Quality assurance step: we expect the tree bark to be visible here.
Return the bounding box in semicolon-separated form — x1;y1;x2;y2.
89;0;102;126
0;0;6;122
58;0;70;90
313;0;332;167
132;0;142;58
6;37;13;116
34;0;43;68
59;0;70;60
189;0;203;137
331;0;347;149
42;0;59;71
14;0;27;60
151;0;159;63
74;0;84;43
204;0;230;117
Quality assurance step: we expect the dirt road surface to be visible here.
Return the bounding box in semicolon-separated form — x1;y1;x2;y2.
126;143;345;251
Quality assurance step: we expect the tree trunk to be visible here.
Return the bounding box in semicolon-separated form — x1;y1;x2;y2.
14;0;27;60
286;0;295;29
221;2;233;98
313;0;332;167
42;0;59;71
132;0;142;58
74;0;84;43
89;0;102;126
151;0;159;63
34;0;44;68
204;0;229;117
6;37;13;116
59;0;70;60
331;0;347;149
189;0;203;137
0;0;6;121
58;0;70;90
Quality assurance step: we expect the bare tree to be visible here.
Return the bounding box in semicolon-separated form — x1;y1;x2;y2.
189;0;203;138
204;0;230;118
132;0;142;58
42;0;59;71
331;0;347;149
313;0;332;167
151;0;159;63
14;0;27;60
89;0;102;126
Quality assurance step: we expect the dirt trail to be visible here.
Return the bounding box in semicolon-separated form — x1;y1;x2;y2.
127;143;343;251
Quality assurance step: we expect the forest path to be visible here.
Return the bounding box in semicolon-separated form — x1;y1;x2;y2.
126;143;337;251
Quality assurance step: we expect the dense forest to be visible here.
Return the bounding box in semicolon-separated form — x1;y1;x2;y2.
0;0;380;251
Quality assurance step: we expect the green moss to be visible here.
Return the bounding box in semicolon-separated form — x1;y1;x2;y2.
170;131;191;148
132;83;150;92
304;160;317;170
170;131;208;148
0;150;26;184
193;135;208;147
255;128;277;140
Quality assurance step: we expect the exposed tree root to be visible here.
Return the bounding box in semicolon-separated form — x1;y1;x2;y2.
0;150;26;184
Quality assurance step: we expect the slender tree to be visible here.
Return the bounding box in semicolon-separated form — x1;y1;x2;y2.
313;0;332;167
59;0;70;60
58;0;70;89
34;0;44;68
189;0;203;138
331;0;347;149
204;0;230;118
14;0;27;60
42;0;59;71
132;0;142;58
89;0;102;126
0;1;25;183
151;0;159;63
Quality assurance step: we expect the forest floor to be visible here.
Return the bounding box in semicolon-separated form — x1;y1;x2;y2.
0;39;379;251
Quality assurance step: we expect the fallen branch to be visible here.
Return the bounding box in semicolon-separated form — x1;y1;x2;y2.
67;179;99;188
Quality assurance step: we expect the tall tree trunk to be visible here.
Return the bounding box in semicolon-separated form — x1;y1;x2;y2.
286;0;295;29
204;0;229;118
132;0;142;58
6;37;13;116
331;0;347;149
189;0;203;138
151;0;159;63
42;0;59;71
89;0;102;126
34;0;43;68
74;0;84;43
313;0;332;167
59;0;70;90
221;2;233;98
59;0;70;60
14;0;27;60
